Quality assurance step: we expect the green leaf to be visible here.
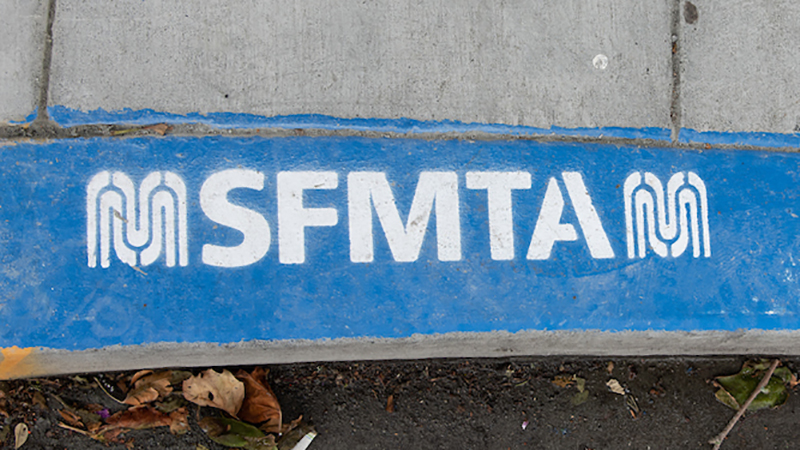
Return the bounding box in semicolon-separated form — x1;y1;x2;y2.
571;390;589;406
713;360;791;411
198;417;277;450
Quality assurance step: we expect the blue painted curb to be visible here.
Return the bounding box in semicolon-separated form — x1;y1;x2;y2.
0;136;798;352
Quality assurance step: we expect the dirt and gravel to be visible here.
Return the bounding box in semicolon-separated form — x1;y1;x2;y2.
1;356;798;450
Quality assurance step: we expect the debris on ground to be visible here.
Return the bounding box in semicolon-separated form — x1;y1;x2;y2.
13;422;27;449
709;359;786;450
235;368;284;433
183;369;245;418
606;379;626;396
552;374;590;406
42;366;317;449
606;378;640;419
712;359;797;411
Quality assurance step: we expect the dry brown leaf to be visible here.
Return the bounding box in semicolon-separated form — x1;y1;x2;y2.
280;415;304;435
105;405;173;430
169;408;190;435
385;395;395;413
143;124;170;135
607;379;626;395
130;370;153;386
14;423;28;449
101;428;125;443
183;369;244;417
124;371;174;406
32;391;47;409
59;410;84;428
552;374;575;388
235;368;281;430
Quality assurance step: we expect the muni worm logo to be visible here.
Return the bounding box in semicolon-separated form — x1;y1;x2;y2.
86;171;188;268
85;170;711;268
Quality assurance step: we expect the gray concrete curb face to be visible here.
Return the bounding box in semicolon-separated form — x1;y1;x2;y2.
4;330;800;379
682;0;800;134
0;0;47;124
50;0;672;129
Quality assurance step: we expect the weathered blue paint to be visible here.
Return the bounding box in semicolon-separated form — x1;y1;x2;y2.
679;128;800;149
0;136;798;351
39;106;672;141
21;106;800;149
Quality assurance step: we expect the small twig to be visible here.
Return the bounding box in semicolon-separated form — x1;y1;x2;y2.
57;422;90;436
709;359;780;450
93;377;126;405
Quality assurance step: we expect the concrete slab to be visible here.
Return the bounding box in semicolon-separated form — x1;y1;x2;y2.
0;0;47;123
681;0;800;134
51;0;672;129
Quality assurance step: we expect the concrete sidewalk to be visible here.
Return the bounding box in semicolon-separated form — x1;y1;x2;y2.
3;0;800;137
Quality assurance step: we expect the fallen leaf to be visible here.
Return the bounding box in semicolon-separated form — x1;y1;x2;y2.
32;391;47;409
14;423;28;449
197;445;210;450
105;405;173;430
571;390;590;406
156;395;188;414
552;374;575;388
606;362;614;374
73;407;103;430
575;377;586;393
0;388;8;417
130;370;154;386
143;123;170;135
169;408;190;435
0;423;10;443
236;368;282;431
59;409;84;428
385;395;395;413
626;394;641;419
606;379;626;395
713;359;793;411
280;415;303;435
124;371;174;406
183;369;245;418
199;416;278;450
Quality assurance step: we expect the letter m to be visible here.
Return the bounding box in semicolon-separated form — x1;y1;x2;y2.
348;172;461;262
87;171;189;268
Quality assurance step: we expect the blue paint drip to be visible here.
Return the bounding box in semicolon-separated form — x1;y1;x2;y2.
11;108;39;125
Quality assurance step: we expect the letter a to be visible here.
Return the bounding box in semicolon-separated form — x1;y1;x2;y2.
527;173;613;260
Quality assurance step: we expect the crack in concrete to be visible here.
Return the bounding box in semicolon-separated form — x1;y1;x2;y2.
670;0;683;143
34;0;57;126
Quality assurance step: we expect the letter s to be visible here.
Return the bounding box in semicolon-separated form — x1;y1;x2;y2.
200;169;271;267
